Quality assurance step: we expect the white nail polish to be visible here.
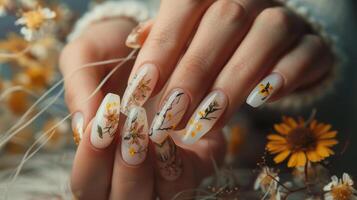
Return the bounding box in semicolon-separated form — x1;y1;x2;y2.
121;64;159;115
181;91;227;145
121;106;149;166
72;112;84;145
90;93;120;149
155;137;183;181
150;89;189;144
246;73;283;108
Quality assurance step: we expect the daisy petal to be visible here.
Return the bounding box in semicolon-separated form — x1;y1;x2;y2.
319;139;338;147
288;152;298;168
267;134;287;142
296;151;307;167
319;131;337;139
307;151;322;162
274;150;291;163
274;124;291;135
343;173;354;186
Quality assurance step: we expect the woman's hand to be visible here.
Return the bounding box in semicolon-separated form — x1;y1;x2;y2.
60;0;335;199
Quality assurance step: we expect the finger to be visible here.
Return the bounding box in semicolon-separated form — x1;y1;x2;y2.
247;34;332;107
60;18;136;145
149;0;267;144
110;106;154;200
120;0;216;115
199;7;308;133
71;93;120;199
155;130;226;200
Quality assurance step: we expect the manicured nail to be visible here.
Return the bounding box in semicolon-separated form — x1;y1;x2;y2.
182;91;227;145
149;89;189;144
126;23;146;49
121;106;149;166
72;112;84;145
246;73;283;108
155;137;183;181
121;64;159;115
90;93;120;149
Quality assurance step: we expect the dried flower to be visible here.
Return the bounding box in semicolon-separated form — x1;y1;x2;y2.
0;0;11;16
267;116;338;168
15;7;56;41
324;173;357;200
254;167;279;193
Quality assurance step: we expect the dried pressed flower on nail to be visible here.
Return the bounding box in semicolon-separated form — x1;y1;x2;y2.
97;102;119;139
259;82;273;100
124;121;146;145
266;116;338;168
324;173;357;200
15;7;56;41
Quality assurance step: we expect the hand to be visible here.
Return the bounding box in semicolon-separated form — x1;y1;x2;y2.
60;18;225;200
60;0;335;199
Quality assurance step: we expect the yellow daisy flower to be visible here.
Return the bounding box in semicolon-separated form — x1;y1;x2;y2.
129;147;136;157
267;116;338;168
15;7;56;41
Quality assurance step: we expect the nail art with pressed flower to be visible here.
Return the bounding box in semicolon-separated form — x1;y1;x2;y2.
90;93;120;149
72;112;84;145
181;91;227;145
150;89;189;144
121;64;159;115
246;73;283;108
155;137;183;181
121;106;149;166
126;22;146;49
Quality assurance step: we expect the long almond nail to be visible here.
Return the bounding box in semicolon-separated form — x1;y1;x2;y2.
150;89;189;144
246;73;283;108
90;93;120;149
121;64;159;115
72;112;84;145
121;106;149;166
126;22;146;49
155;137;183;181
182;91;227;145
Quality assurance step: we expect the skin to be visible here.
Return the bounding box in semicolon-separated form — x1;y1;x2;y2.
60;1;334;199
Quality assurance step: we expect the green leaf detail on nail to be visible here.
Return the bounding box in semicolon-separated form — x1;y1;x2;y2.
98;125;103;139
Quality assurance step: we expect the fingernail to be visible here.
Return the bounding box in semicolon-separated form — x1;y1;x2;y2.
182;90;227;145
246;73;283;108
155;137;183;181
126;23;146;49
90;93;120;149
149;89;189;144
121;64;159;115
72;112;84;145
121;106;149;166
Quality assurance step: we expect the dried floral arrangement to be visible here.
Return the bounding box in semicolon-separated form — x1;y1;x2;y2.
0;1;354;200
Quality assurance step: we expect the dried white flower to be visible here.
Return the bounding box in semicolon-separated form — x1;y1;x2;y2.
15;7;56;41
324;173;357;200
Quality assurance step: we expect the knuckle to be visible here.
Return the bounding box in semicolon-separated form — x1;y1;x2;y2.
60;39;97;69
303;34;325;50
258;7;292;34
146;29;178;52
182;53;211;75
207;0;245;23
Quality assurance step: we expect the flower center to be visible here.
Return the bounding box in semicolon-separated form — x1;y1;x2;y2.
23;11;45;30
331;184;353;200
287;127;316;152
